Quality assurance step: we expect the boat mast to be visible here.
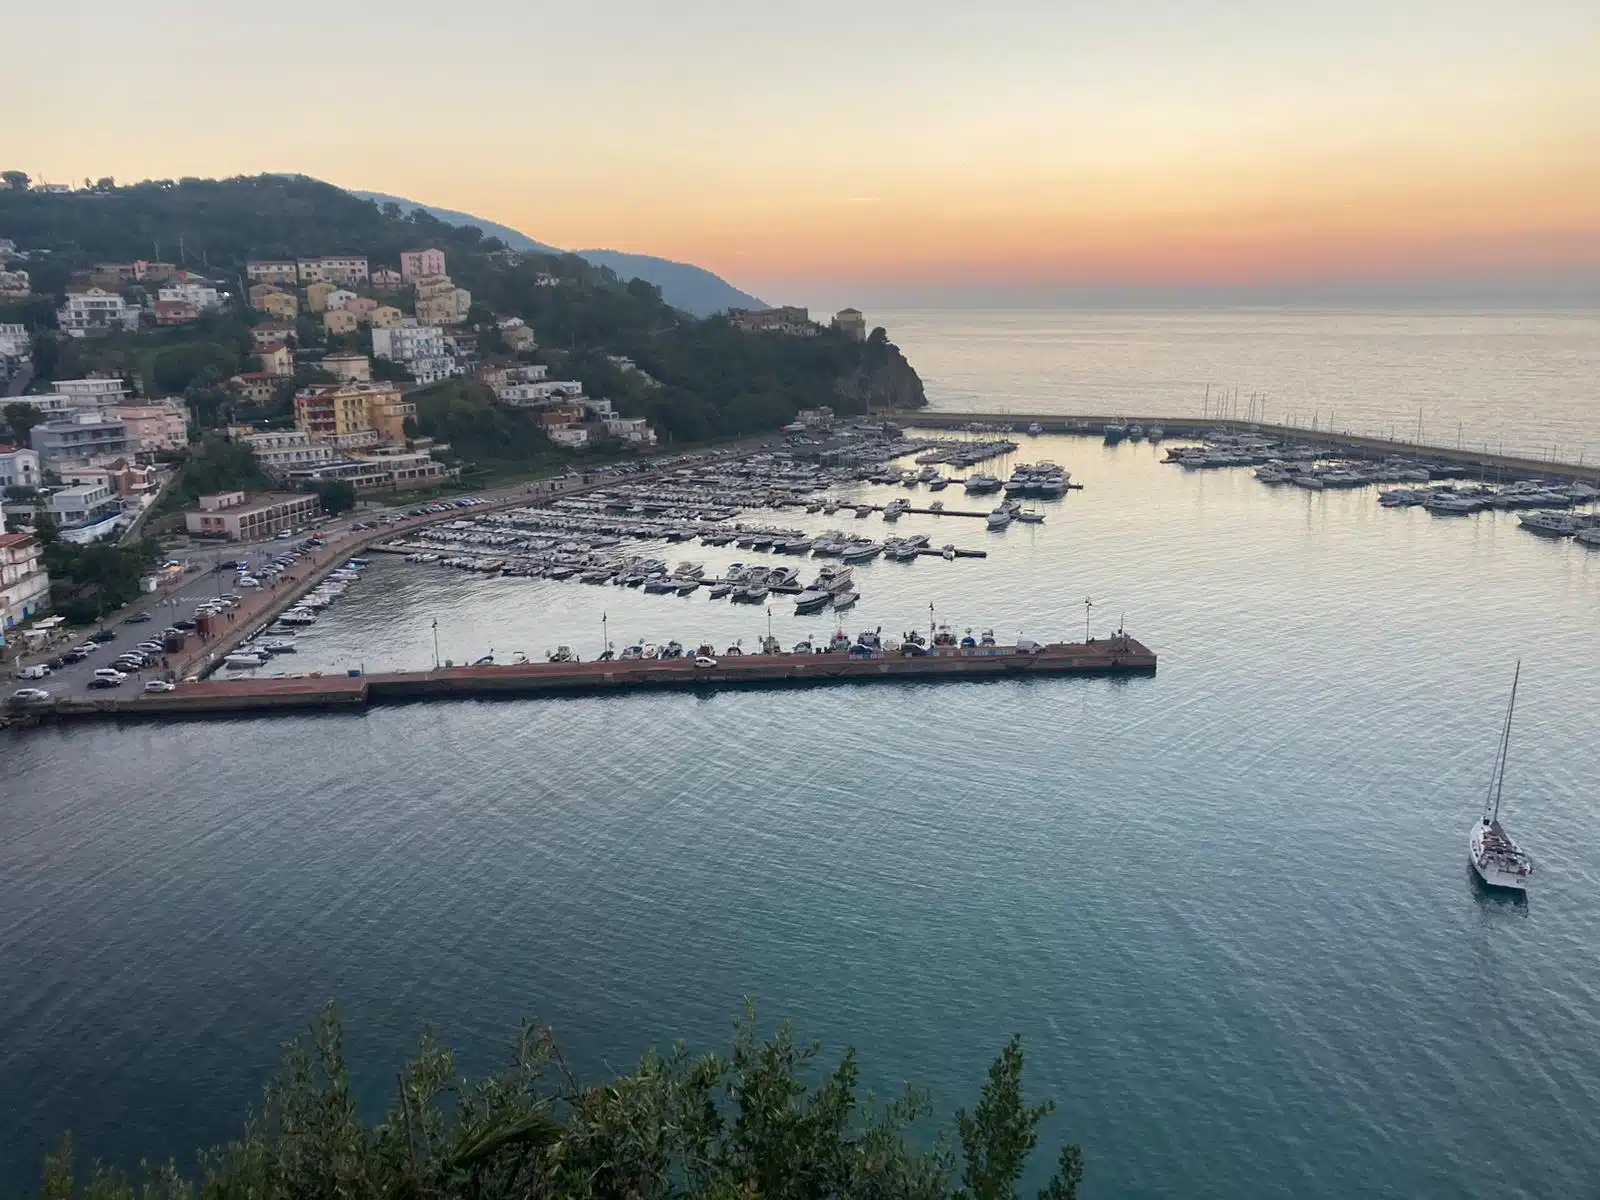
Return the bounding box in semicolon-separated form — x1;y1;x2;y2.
1485;660;1521;823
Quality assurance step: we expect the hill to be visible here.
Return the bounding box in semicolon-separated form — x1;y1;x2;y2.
0;174;923;455
350;190;766;316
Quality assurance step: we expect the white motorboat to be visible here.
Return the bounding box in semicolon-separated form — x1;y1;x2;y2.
223;651;268;669
1469;661;1534;891
793;587;832;613
832;589;859;610
986;506;1015;530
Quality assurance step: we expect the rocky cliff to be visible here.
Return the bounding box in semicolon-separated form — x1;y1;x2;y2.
835;332;927;412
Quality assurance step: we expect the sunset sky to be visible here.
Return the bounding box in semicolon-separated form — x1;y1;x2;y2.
10;0;1599;303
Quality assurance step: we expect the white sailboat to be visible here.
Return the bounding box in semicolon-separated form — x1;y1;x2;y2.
1469;661;1535;891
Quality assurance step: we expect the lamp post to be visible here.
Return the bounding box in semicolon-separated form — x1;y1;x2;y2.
1084;596;1094;644
431;617;440;670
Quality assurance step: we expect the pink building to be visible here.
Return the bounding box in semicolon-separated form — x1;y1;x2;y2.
113;403;189;454
400;248;447;282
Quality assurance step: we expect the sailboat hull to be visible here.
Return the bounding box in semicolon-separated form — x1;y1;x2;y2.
1469;822;1531;891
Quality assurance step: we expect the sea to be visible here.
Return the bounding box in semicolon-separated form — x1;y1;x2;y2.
3;307;1599;1198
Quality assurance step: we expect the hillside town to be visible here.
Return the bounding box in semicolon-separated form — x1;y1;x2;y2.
1;208;884;650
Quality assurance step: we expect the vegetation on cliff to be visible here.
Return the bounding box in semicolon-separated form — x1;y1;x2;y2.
39;1005;1082;1200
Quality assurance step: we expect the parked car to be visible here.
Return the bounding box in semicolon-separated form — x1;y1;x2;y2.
60;651;88;664
694;656;719;668
93;667;127;682
10;687;51;703
18;663;50;679
123;612;153;624
73;643;99;655
88;629;116;643
142;680;176;693
87;676;123;689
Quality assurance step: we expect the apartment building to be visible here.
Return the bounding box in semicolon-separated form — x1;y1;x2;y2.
414;278;472;325
58;288;141;336
305;282;337;313
294;382;414;443
296;256;369;286
323;352;372;382
258;343;295;376
250;320;295;349
30;415;131;466
184;490;321;540
57;378;131;405
370;305;405;329
323;309;359;336
0;268;29;298
371;267;404;288
112;403;189;453
246;260;299;285
154;299;200;325
240;429;337;477
46;482;123;542
157;280;221;310
250;286;299;318
400;248;446;282
0;532;50;630
497;380;585;407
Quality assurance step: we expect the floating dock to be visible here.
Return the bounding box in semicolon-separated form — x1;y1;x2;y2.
16;636;1155;724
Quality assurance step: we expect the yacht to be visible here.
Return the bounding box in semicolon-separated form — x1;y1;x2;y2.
1518;510;1578;537
1027;422;1044;436
1015;508;1044;524
1148;425;1165;442
882;498;910;521
964;474;1003;495
224;650;268;669
1103;422;1128;444
261;639;297;654
832;589;859;610
816;563;854;592
793;587;832;614
986;506;1015;530
708;582;733;599
854;504;874;519
1470;662;1535;891
841;541;882;564
927;477;949;491
1127;424;1145;441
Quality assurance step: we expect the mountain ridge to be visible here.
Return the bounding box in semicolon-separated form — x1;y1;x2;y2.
349;190;766;317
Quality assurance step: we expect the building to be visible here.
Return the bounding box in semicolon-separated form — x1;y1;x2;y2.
0;445;41;490
0;268;29;298
294;382;414;443
227;373;279;405
497;380;585;407
305;282;337;313
370;305;405;330
831;308;867;341
323;309;359;336
113;402;188;453
60;459;159;503
246;260;299;285
250;320;295;349
548;427;590;448
323;352;372;383
0;532;50;631
57;378;131;406
157;280;221;310
257;342;295;376
729;306;816;336
349;445;450;489
250;285;299;318
536;404;586;430
46;482;122;541
372;323;462;384
88;260;175;283
184;490;321;540
481;363;549;391
371;267;403;288
240;429;337;477
324;288;359;311
30;415;131;466
343;296;378;323
296;256;369;286
414;277;472;325
0;323;29;358
603;416;657;445
796;406;835;427
58;288;140;336
400;248;447;282
154;299;200;325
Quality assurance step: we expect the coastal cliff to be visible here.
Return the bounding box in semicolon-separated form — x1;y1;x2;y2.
835;329;927;411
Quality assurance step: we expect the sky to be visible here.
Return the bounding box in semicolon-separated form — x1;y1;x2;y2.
8;0;1600;304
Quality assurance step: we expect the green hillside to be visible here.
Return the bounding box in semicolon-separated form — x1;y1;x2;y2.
0;175;923;450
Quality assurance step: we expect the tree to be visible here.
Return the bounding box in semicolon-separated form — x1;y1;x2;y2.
36;1005;1083;1199
2;170;29;191
311;477;356;515
4;401;44;443
370;357;412;383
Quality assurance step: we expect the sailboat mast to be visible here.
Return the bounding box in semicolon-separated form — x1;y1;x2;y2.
1487;660;1521;823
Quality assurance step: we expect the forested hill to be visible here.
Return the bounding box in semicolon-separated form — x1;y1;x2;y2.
0;174;924;442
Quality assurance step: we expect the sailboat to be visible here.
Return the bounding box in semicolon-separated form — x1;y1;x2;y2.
1469;661;1535;891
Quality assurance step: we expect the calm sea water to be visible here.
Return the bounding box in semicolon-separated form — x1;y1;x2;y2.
878;308;1600;464
4;311;1600;1197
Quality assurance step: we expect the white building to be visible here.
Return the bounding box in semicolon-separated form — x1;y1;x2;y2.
46;482;123;542
241;429;338;477
548;427;590;448
372;322;445;363
58;289;140;337
57;378;131;405
0;446;41;490
603;417;657;445
498;380;585;407
0;323;29;357
157;281;221;310
0;532;51;631
0;268;29;298
407;357;464;385
324;289;359;311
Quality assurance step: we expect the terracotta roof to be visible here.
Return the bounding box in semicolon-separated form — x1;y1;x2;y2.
0;531;39;549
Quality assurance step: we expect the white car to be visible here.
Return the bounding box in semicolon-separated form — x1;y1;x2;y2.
92;667;128;682
10;687;51;703
142;680;176;693
693;656;719;668
73;642;99;654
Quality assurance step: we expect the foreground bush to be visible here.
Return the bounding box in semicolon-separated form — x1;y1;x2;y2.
41;1004;1082;1199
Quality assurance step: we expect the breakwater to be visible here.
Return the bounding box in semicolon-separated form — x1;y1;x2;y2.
893;412;1600;483
12;636;1155;724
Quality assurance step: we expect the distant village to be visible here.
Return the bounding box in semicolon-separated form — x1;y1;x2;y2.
0;222;873;637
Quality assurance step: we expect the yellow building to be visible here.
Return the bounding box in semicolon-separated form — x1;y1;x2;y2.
293;383;414;444
305;282;337;313
323;309;359;335
250;284;299;318
370;305;405;330
257;342;295;376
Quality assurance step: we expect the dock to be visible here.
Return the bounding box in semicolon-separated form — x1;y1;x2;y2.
12;636;1155;724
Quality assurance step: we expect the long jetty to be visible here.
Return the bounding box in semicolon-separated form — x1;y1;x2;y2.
17;637;1156;724
891;412;1600;484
